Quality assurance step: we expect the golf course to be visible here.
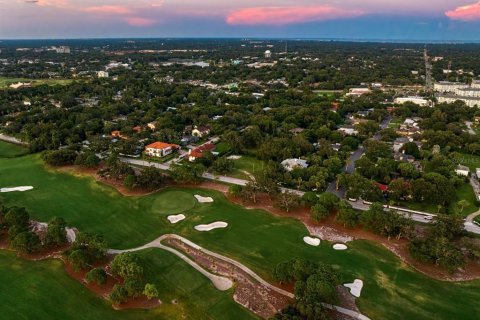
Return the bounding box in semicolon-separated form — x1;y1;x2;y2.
1;147;480;319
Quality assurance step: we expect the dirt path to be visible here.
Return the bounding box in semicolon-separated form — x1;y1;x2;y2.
108;234;371;320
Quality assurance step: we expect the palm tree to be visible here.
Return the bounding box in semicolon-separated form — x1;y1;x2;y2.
457;200;470;213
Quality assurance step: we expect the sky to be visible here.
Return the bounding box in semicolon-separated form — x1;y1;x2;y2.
1;0;480;40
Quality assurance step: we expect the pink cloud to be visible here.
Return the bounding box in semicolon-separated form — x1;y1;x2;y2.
446;1;480;21
125;17;156;27
226;6;364;26
83;5;132;16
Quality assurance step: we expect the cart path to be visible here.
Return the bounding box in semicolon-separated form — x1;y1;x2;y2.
108;234;371;320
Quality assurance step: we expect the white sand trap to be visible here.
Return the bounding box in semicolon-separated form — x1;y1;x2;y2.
227;155;242;160
195;221;228;231
333;244;348;250
344;279;364;297
167;214;186;224
0;186;33;193
194;195;214;203
303;236;321;246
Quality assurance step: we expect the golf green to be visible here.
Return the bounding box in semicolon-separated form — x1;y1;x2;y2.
151;190;196;215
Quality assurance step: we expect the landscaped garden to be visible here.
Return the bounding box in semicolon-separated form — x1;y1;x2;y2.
1;152;480;319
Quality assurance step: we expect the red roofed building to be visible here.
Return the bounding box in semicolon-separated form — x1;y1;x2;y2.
145;142;179;158
376;183;389;192
188;143;215;162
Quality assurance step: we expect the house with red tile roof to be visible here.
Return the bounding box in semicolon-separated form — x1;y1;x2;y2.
145;142;179;158
188;143;215;162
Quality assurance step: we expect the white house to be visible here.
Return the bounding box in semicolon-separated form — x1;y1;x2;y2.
192;125;211;138
97;71;109;78
338;127;359;136
394;97;430;107
145;142;179;158
281;158;308;172
455;165;470;177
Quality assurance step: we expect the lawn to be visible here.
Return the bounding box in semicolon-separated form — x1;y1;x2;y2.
454;153;480;172
402;182;478;216
228;156;265;180
0;140;28;158
1;154;480;319
0;76;73;89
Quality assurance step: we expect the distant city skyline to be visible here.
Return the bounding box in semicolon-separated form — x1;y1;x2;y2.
1;0;480;40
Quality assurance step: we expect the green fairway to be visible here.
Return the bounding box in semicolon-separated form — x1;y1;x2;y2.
152;190;196;215
1;154;480;319
0;251;163;320
0;249;253;320
0;140;28;158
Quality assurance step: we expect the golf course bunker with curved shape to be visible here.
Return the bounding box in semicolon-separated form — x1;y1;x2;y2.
194;195;214;203
303;236;321;246
333;243;348;250
344;279;364;297
195;221;228;231
167;214;186;224
152;190;196;215
0;186;33;193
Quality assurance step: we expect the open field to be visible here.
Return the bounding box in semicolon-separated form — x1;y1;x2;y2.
0;140;28;158
0;77;73;89
1;154;480;319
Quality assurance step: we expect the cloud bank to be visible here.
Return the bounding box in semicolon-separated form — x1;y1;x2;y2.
446;1;480;21
226;6;364;26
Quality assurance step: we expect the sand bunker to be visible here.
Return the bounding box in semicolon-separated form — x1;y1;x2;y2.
0;186;33;193
303;236;321;246
194;222;228;231
194;195;214;203
167;214;186;224
333;244;348;250
344;279;363;298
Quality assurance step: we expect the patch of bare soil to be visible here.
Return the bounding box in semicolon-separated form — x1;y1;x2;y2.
164;238;292;319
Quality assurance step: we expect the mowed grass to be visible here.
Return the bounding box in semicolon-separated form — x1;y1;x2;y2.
229;156;265;179
402;182;478;216
0;77;73;89
137;249;256;320
0;251;170;320
0;140;28;158
1;154;480;319
152;190;196;215
454;153;480;172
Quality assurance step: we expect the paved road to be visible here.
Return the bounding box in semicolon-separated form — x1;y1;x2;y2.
0;133;27;145
465;209;480;234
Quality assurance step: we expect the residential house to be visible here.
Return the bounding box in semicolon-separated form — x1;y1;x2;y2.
192;125;211;138
338;127;359;136
455;165;470;177
147;122;157;131
281;158;308;172
145;142;179;158
111;130;128;140
188;143;215;162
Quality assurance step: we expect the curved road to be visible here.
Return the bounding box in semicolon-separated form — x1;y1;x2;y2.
109;234;371;320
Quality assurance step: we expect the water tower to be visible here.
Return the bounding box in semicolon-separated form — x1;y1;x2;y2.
264;50;272;59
